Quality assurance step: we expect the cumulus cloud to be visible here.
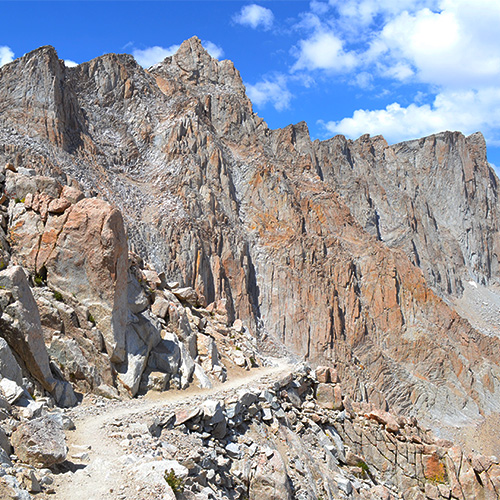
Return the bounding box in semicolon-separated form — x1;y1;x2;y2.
377;1;500;87
0;46;14;67
64;60;79;68
328;0;437;27
322;87;500;144
245;74;293;111
292;31;357;72
201;41;224;60
133;45;180;67
133;40;224;67
291;0;500;89
234;4;274;30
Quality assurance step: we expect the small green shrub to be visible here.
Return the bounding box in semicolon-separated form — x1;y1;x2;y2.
53;290;64;302
164;469;184;493
34;275;45;287
88;312;96;325
357;460;369;473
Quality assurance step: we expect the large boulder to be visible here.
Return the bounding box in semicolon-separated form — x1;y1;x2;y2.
115;311;162;396
249;449;292;500
43;198;129;363
0;337;23;385
11;414;67;467
0;266;56;391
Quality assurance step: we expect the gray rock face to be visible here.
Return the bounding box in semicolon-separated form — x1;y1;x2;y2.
0;337;23;385
0;266;56;391
11;414;67;467
249;448;292;500
316;131;500;298
2;38;500;438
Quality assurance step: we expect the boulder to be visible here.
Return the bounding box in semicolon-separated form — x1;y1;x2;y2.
132;459;188;491
0;337;23;385
52;379;78;408
115;311;161;396
194;363;212;389
43;199;129;363
127;269;149;314
201;400;225;424
365;409;400;433
232;319;244;333
179;342;195;389
11;414;67;467
172;287;198;306
145;371;169;392
316;383;343;411
0;426;11;455
249;449;292;500
0;378;24;404
47;198;71;214
151;294;169;319
0;266;56;391
316;366;331;384
60;185;84;205
148;334;181;374
238;390;258;407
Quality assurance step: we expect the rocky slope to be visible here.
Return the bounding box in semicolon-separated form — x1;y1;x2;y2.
1;39;500;430
0;36;500;498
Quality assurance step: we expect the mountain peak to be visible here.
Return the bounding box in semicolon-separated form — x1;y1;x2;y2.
151;36;245;94
176;36;209;59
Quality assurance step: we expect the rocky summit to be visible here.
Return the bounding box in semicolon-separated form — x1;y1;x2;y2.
0;37;499;499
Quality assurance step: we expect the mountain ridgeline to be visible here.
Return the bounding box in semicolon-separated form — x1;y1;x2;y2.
1;37;500;433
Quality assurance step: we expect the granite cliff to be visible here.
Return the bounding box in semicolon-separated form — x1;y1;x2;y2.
0;37;500;498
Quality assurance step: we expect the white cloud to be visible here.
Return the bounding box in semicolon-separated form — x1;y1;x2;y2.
202;41;224;60
133;45;180;67
351;71;373;89
328;0;438;27
310;1;330;15
64;59;78;68
292;31;357;72
376;0;500;87
0;46;14;67
291;0;500;89
322;87;500;144
132;40;224;67
234;4;274;30
245;74;293;111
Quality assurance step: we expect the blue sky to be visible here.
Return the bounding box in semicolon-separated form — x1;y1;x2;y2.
2;0;500;168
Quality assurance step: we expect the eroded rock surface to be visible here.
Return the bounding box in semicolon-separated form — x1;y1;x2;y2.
11;414;67;467
0;38;500;452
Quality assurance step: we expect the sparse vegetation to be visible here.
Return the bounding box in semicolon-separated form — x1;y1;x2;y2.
164;469;184;493
88;312;96;325
53;290;64;302
34;274;45;287
357;460;369;473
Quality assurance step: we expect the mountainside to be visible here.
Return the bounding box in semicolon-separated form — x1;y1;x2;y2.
1;37;500;437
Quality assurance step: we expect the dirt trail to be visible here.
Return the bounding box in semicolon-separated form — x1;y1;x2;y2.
52;359;294;500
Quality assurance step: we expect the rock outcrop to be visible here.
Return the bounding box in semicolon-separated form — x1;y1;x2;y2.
1;38;500;447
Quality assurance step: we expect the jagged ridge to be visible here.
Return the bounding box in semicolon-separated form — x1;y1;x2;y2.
0;38;500;436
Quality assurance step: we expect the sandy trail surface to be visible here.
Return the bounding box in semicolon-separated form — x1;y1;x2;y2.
52;359;294;500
